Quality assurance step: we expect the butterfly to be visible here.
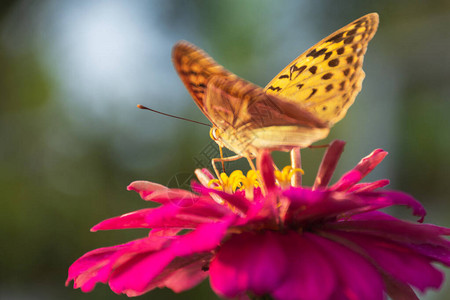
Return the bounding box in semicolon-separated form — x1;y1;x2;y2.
172;13;378;173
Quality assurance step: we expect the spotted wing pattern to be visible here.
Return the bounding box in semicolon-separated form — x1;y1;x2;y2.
172;41;235;123
264;13;379;126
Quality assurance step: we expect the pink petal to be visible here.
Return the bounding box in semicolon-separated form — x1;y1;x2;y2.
193;183;251;214
283;187;329;207
109;248;174;296
149;228;182;237
145;253;213;293
348;179;390;192
66;237;169;293
68;219;230;296
330;170;362;192
306;233;385;300
313;140;346;189
209;231;288;298
347;210;397;221
100;220;229;296
127;181;169;200
330;217;450;246
327;218;450;266
257;150;276;192
67;247;119;292
91;208;156;231
91;201;227;231
348;190;426;222
170;220;233;256
334;231;444;292
238;194;278;226
272;232;336;300
285;189;365;224
383;273;419;300
194;168;218;188
331;149;388;191
128;181;198;205
92;193;231;231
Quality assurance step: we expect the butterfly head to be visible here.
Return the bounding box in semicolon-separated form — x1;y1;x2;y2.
209;126;225;147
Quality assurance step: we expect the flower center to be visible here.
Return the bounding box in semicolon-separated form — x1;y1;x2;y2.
207;166;304;196
208;170;260;195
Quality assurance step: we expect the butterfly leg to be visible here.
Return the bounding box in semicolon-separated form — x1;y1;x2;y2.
211;155;243;182
290;147;302;187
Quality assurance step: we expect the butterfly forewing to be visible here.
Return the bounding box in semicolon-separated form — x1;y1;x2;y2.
264;13;379;126
172;41;235;123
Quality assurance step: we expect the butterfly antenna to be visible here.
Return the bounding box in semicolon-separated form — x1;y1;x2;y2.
137;104;211;127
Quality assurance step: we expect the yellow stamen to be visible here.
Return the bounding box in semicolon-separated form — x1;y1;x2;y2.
208;165;303;197
208;179;222;190
207;170;261;197
275;166;304;188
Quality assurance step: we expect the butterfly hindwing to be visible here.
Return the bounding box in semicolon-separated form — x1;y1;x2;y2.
264;13;379;126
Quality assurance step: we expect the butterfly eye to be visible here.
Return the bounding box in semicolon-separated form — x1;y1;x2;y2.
209;127;220;141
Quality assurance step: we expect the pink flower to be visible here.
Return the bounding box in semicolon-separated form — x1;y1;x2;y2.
66;141;450;299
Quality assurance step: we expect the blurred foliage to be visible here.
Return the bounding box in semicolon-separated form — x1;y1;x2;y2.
0;0;449;299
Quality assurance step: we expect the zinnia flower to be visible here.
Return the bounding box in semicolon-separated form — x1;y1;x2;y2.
66;140;450;299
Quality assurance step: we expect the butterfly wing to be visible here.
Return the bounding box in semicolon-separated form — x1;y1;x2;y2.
172;41;235;124
264;13;379;126
204;76;330;155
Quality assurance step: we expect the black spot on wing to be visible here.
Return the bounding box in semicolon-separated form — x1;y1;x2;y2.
347;28;357;36
322;73;333;80
278;74;289;79
267;86;282;92
353;19;365;28
309;66;317;74
326;32;344;43
344;36;354;44
290;65;307;80
307;48;327;58
306;88;317;100
328;59;339;67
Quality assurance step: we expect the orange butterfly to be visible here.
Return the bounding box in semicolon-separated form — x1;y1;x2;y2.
172;13;378;175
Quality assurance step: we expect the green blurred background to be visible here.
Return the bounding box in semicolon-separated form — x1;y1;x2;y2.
1;0;449;299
